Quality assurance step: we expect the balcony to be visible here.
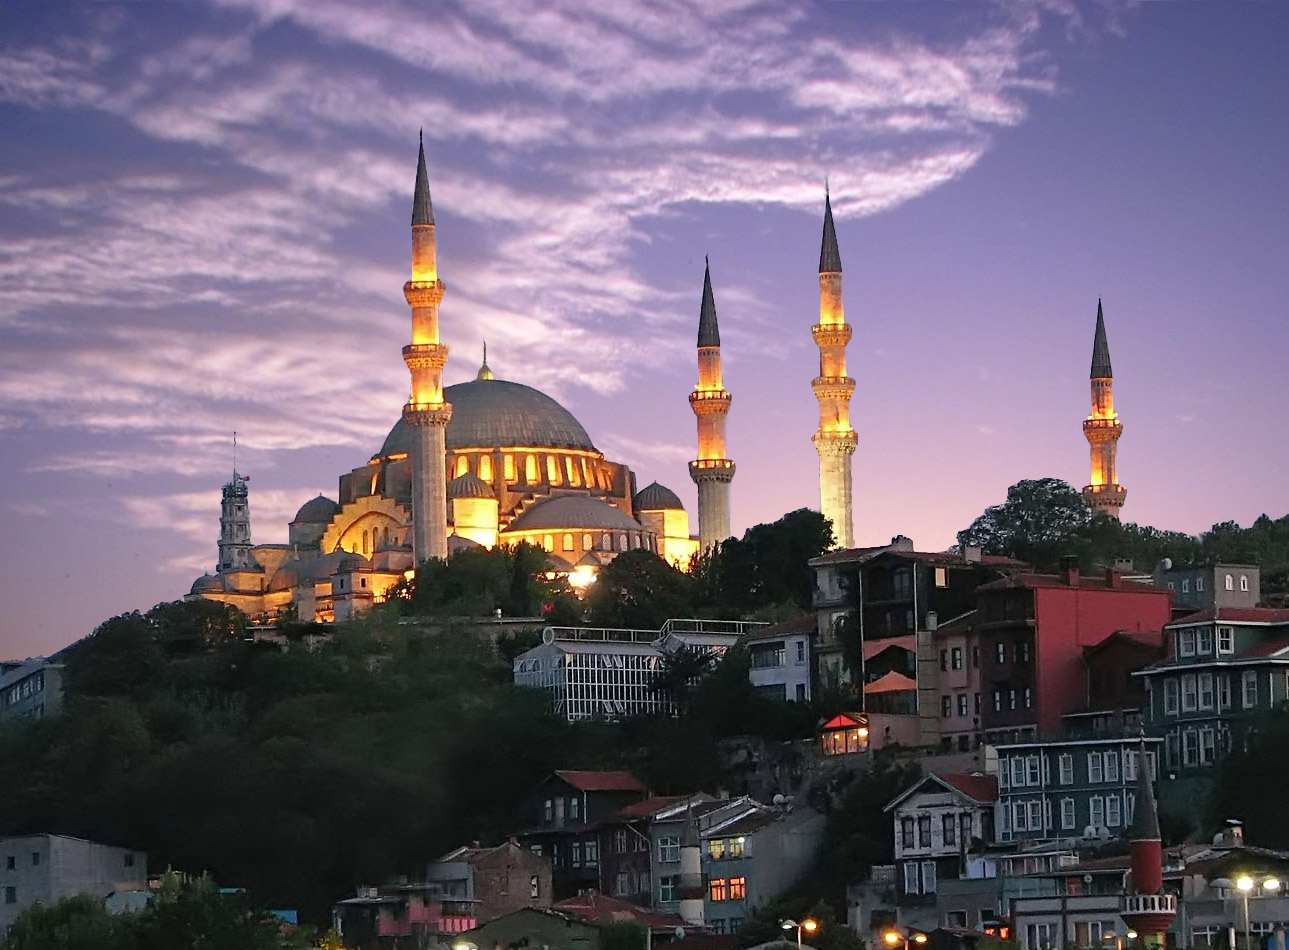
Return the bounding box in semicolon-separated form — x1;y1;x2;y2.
1123;893;1176;916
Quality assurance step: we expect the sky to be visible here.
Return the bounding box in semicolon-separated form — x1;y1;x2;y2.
2;1;1287;658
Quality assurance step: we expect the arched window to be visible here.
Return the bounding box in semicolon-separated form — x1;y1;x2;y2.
563;534;574;552
544;534;554;552
362;530;370;555
602;533;612;551
547;456;561;485
455;455;469;477
525;454;539;484
504;454;516;482
583;534;593;550
1225;574;1234;591
566;457;581;486
617;533;628;552
479;454;493;482
1241;575;1249;592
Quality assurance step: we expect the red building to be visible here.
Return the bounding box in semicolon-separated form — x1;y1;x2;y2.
975;560;1171;743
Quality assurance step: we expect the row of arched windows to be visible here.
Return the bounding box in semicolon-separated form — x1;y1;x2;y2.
530;531;656;556
450;451;613;491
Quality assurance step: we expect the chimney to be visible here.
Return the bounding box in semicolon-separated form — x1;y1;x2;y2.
963;545;982;564
891;535;915;552
1105;568;1122;589
926;610;938;632
1060;556;1080;587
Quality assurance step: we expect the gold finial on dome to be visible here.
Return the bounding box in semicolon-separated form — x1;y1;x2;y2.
477;340;495;380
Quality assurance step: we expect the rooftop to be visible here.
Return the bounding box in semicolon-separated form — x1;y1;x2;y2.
553;770;647;793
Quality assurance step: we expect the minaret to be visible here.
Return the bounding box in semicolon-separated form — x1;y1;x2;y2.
1121;739;1175;949
811;189;857;548
676;806;706;928
688;258;735;549
402;132;452;563
1082;300;1126;519
217;439;252;572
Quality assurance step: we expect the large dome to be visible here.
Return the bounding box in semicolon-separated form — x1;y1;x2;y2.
379;378;597;458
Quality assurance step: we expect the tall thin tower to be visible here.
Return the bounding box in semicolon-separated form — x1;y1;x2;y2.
811;190;857;548
217;434;252;572
1082;299;1126;519
402;133;452;563
688;259;734;549
1121;739;1175;949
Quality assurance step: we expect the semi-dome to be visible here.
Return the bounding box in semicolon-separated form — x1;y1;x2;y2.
634;481;684;511
292;494;340;525
190;573;223;595
447;472;496;500
379;377;597;458
507;494;643;534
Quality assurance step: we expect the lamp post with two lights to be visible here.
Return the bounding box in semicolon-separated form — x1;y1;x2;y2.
781;918;819;949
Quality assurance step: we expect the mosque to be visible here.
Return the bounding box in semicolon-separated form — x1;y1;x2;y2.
187;135;1127;623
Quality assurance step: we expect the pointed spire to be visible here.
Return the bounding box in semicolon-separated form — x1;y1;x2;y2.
681;802;699;848
477;340;494;380
819;187;842;274
698;256;720;348
412;130;434;226
1091;298;1113;379
1130;737;1160;841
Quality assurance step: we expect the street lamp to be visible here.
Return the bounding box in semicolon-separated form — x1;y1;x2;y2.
882;928;929;950
1233;874;1280;950
782;918;819;949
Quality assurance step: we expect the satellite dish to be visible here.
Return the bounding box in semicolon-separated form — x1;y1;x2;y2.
1084;825;1097;839
675;928;687;939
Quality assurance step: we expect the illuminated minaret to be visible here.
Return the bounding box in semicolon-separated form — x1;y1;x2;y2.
811;189;857;548
688;259;735;549
1121;739;1175;950
1082;300;1126;519
402;133;452;563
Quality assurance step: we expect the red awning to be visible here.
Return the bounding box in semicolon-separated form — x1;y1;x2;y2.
864;671;917;694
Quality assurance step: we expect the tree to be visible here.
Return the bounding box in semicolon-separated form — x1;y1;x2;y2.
586;549;695;629
957;477;1092;569
1207;707;1289;847
694;509;833;614
0;894;126;950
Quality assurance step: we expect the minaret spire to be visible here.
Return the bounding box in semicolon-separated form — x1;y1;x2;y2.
1082;298;1126;519
689;258;735;550
812;189;856;548
1122;737;1174;949
402;134;452;563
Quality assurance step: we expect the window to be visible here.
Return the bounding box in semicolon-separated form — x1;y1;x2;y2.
31;852;40;867
1107;795;1122;827
904;862;920;895
584;840;598;866
1243;670;1259;708
995;642;1006;664
658;835;680;863
921;860;937;894
1026;755;1040;786
1241;575;1250;592
1089;796;1105;828
1198;627;1214;655
1028;800;1043;832
728;837;744;858
1179;629;1196;656
1104;751;1119;782
1181;674;1198;712
1164;679;1180;715
1218;675;1232;709
972;646;980;668
952;647;963;670
993;690;1002;712
1218;627;1235;655
1226;574;1234;591
1060;797;1076;830
708;839;725;860
1010;757;1026;788
796;641;806;663
530;874;540;899
659;876;676;902
710;878;729;902
943;813;957;848
974;692;981;714
4;856;12;871
1027;924;1058;950
1023;687;1033;709
1008;689;1017;710
615;870;631;896
571;841;582;867
1019;641;1031;663
1197;577;1205;592
957;694;968;717
1199;672;1215;710
1124;749;1137;782
960;812;972;845
4;886;14;905
1058;753;1074;784
583;533;593;550
729;876;747;900
614;830;628;853
1088;752;1104;783
1165;732;1180;769
1200;726;1216;765
941;650;948;672
935;567;948;587
1182;728;1199;767
901;817;914;849
941;696;952;718
569;796;580;819
124;853;135;868
1182;579;1190;594
918;815;931;848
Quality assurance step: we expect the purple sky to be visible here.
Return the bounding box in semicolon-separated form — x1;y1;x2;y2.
2;2;1287;658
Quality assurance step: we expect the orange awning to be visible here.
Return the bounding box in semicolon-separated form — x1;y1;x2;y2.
864;671;917;694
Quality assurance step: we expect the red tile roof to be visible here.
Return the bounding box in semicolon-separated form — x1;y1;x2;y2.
934;773;998;804
863;635;916;660
1168;607;1289;627
553;770;647;793
616;795;691;819
743;613;815;641
553;893;688;931
820;712;866;731
864;671;917;694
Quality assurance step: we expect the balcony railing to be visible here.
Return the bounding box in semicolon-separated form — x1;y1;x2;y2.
1124;894;1176;915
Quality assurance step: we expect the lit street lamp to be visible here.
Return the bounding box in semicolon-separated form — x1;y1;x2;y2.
1214;874;1282;950
781;918;819;949
883;928;929;950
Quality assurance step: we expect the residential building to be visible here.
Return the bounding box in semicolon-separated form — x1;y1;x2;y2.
1169;825;1289;949
458;899;690;950
0;834;146;930
1136;606;1289;823
332;884;476;947
701;801;824;935
975;562;1171;744
885;773;998;902
932;611;984;752
995;736;1160;844
515;770;648;899
514;620;757;721
1152;562;1261;614
744;615;813;702
425;839;552;926
0;658;64;722
1060;630;1163;739
600;793;716;911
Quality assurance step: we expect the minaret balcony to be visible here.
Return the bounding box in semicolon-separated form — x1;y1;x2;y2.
812;430;858;454
811;324;852;347
403;343;449;370
1123;893;1176;917
403;280;445;307
1082;417;1122;441
689;459;735;483
689;389;731;414
403;402;454;426
812;376;856;400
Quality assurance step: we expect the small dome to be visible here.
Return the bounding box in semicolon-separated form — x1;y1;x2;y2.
507;495;644;533
447;472;496;500
339;553;371;573
190;573;223;595
293;495;339;525
634;481;684;511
